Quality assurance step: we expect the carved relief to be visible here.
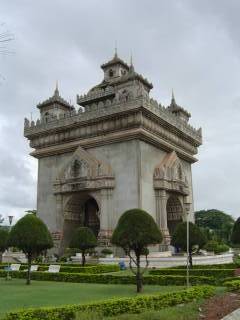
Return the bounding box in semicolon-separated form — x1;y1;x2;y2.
153;151;189;195
54;145;115;194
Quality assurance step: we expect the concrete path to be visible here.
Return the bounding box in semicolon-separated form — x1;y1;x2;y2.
222;308;240;320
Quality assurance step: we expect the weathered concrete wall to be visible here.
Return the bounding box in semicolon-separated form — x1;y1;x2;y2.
89;140;140;228
37;152;72;231
138;141;167;219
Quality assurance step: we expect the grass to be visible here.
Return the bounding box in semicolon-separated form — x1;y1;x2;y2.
0;278;185;317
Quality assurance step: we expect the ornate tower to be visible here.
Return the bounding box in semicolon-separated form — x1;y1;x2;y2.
24;53;202;253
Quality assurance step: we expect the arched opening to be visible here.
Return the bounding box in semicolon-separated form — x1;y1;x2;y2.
109;69;114;77
84;198;100;237
167;196;183;236
62;194;100;249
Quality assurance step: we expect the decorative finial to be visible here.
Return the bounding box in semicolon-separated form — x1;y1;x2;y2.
130;53;133;66
114;40;118;58
129;53;135;73
54;81;59;96
171;89;176;104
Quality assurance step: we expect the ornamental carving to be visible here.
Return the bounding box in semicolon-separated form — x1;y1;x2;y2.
54;145;115;194
153;151;189;195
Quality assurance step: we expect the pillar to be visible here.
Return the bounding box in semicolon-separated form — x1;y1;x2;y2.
155;189;170;246
98;188;113;246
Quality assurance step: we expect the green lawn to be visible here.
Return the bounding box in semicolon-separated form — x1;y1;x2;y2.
0;278;184;317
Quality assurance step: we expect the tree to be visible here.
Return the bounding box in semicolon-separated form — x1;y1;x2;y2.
0;228;8;262
171;222;207;267
111;209;162;293
231;217;240;247
195;209;234;243
69;227;97;266
8;214;53;285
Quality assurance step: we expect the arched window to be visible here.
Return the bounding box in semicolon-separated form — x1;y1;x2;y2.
109;69;114;77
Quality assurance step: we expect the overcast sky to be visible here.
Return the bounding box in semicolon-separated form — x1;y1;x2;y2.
0;0;240;224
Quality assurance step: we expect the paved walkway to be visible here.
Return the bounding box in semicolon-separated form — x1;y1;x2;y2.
222;308;240;320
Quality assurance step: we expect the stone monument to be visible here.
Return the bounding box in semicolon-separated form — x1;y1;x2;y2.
24;52;202;253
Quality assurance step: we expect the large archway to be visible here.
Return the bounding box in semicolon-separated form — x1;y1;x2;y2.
62;193;100;248
166;196;183;236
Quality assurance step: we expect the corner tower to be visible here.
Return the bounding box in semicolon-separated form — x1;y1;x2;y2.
24;52;202;253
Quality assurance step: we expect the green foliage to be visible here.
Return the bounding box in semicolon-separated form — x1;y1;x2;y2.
112;209;162;292
0;228;9;252
8;214;53;255
3;286;214;320
195;209;234;243
231;217;240;245
149;268;235;281
101;248;113;255
70;227;97;251
7;214;53;284
171;222;206;252
0;269;216;285
69;227;97;266
112;209;162;252
204;240;229;254
224;279;240;291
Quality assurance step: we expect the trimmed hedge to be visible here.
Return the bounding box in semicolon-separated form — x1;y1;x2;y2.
0;270;215;285
0;264;119;274
3;285;215;320
149;268;235;279
224;279;240;291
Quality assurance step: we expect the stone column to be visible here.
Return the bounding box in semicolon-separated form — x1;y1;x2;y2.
98;189;113;246
55;194;64;255
155;189;170;246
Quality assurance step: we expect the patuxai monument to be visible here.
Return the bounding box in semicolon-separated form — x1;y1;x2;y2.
24;52;202;254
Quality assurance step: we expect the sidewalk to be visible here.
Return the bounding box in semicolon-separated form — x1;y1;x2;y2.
222;308;240;320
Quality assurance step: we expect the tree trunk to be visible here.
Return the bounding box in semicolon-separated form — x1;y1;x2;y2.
0;251;2;263
26;253;32;285
136;254;142;293
81;251;86;267
189;250;193;268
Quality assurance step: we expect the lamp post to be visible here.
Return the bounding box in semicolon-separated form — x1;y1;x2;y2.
6;215;14;280
186;212;190;288
184;200;191;288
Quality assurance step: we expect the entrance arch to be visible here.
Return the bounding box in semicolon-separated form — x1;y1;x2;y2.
166;196;183;236
62;193;100;248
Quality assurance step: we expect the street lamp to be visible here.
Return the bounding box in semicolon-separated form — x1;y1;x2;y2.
6;215;14;281
184;200;191;288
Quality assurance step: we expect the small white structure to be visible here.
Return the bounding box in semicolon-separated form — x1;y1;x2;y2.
99;253;234;268
46;265;60;273
10;264;21;271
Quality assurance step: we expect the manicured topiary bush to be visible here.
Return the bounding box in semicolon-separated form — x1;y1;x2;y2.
171;222;207;267
204;240;229;254
8;214;53;284
231;217;240;247
0;228;9;263
112;209;162;292
69;227;97;266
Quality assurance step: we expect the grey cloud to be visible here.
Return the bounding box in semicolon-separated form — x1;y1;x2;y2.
1;0;240;219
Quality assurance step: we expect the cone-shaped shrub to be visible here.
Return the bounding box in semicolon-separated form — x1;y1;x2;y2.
8;214;53;284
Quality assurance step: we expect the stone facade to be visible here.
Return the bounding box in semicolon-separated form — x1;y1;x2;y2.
24;53;202;253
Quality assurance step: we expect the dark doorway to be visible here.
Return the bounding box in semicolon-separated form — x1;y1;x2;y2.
167;196;183;236
83;198;100;237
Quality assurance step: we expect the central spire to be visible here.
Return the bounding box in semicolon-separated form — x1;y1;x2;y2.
114;41;118;58
54;81;59;96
